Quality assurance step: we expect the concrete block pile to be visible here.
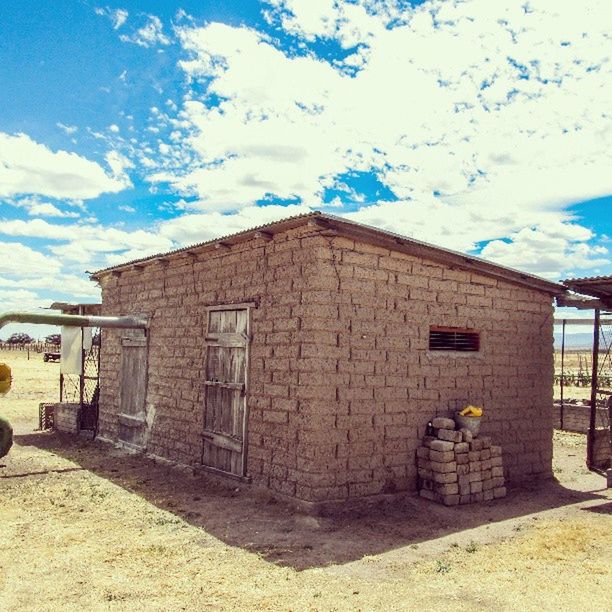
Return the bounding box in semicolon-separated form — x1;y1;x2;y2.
417;417;506;506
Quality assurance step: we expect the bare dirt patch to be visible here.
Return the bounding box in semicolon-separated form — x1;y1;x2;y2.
1;350;611;611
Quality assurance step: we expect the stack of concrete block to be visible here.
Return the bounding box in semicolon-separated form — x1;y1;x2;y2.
417;417;506;506
50;402;82;434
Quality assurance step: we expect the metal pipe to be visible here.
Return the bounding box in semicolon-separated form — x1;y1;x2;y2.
0;311;148;331
587;308;600;469
560;319;566;431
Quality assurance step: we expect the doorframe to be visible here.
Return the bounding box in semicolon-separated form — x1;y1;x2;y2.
201;302;255;480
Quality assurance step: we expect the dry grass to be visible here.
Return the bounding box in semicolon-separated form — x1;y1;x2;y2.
1;349;611;611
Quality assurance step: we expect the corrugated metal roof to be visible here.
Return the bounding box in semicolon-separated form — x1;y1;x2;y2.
91;211;565;294
91;211;320;276
562;275;612;300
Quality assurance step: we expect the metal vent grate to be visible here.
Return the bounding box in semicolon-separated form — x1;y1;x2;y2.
429;326;480;352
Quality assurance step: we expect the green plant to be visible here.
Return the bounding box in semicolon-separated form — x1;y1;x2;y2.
435;560;451;574
465;541;478;553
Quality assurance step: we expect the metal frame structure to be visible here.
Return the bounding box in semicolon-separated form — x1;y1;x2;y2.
558;275;612;473
1;304;147;437
554;316;612;435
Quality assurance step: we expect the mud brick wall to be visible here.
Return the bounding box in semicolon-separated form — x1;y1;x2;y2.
98;225;555;506
53;403;81;434
592;429;611;469
300;235;555;502
98;225;341;499
553;402;610;434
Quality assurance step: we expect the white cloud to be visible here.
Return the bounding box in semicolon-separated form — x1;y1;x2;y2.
105;151;133;184
56;122;78;135
0;218;174;267
111;8;128;29
109;124;120;133
95;7;128;30
0;288;39;301
149;0;612;278
480;226;609;279
263;0;388;47
0;242;62;277
0;288;43;323
158;203;312;246
120;15;170;48
0;132;131;200
0;236;103;336
3;196;81;218
0;274;99;298
27;202;72;218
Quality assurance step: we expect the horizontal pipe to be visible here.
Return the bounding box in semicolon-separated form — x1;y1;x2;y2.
0;311;148;331
553;318;612;326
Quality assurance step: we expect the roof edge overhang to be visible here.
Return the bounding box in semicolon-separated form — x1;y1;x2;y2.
91;212;565;295
561;275;612;301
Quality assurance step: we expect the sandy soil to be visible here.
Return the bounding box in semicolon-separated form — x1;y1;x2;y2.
0;350;611;611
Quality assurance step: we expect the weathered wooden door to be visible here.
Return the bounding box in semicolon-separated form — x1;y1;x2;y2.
202;307;250;477
117;335;148;450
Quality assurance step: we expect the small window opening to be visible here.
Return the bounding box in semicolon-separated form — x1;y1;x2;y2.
429;326;480;352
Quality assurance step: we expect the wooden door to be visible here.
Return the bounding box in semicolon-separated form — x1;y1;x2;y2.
202;307;249;476
117;336;148;450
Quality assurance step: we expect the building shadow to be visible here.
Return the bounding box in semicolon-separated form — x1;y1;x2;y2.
13;431;610;571
581;501;612;515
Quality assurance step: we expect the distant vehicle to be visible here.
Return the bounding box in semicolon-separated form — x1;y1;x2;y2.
43;352;61;363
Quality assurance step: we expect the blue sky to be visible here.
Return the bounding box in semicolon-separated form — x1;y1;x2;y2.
0;0;611;338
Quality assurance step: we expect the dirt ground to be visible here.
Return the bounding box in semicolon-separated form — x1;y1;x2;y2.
0;349;611;611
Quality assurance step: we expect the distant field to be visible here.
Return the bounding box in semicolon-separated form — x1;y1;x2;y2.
553;350;610;400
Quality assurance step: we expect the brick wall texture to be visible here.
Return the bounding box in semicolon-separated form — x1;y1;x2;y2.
98;225;555;505
553;403;610;434
53;403;81;434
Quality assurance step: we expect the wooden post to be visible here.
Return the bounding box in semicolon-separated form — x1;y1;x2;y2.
587;309;600;469
560;319;566;430
78;306;85;432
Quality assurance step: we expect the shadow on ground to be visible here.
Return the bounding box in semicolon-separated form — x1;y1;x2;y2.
11;431;610;570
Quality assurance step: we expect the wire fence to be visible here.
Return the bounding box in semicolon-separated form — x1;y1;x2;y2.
0;342;59;353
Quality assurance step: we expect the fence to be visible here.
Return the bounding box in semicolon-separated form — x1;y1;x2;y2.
553;400;610;433
0;342;59;353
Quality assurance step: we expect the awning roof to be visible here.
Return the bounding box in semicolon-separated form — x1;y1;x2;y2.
49;302;102;316
562;275;612;301
558;275;612;311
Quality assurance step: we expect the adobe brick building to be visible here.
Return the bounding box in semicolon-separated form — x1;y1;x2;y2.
91;212;562;510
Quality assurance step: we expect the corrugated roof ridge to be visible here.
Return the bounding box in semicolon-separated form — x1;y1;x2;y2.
90;210;564;294
320;213;563;292
90;210;322;276
562;274;612;283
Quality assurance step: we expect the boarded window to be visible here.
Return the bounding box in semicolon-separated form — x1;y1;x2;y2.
429;326;480;352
